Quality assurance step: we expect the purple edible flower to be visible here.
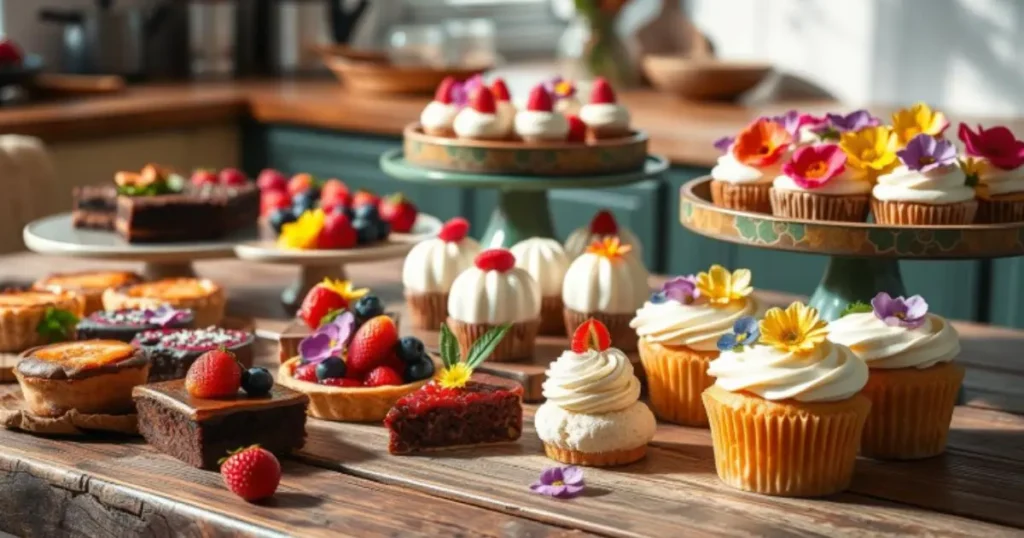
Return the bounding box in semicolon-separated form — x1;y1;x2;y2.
713;136;734;153
146;305;191;327
825;110;880;133
896;134;957;172
767;110;802;136
298;311;356;364
661;275;700;304
871;292;928;329
450;75;484;108
530;466;585;499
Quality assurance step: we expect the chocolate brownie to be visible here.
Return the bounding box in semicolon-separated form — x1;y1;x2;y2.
77;308;195;343
132;327;254;382
133;380;309;469
115;183;259;243
72;184;118;230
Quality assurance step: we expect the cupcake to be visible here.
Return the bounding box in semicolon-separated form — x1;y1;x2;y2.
535;318;655;466
872;134;977;225
828;293;963;460
453;86;509;141
710;119;793;214
629;266;758;426
514;85;570;144
703;302;870;497
561;238;648;352
579;78;630;139
769;144;871;222
420;76;460;137
402;217;481;331
958;123;1024;223
447;249;541;361
510;237;569;335
564;209;642;261
546;77;581;116
491;78;516;136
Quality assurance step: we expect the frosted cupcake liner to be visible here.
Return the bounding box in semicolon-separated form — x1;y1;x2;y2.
770;190;869;222
638;339;716;427
446;317;539;362
976;194;1024;223
543;442;647;467
710;180;772;214
405;291;449;332
871;199;978;225
563;309;637;353
539;296;566;336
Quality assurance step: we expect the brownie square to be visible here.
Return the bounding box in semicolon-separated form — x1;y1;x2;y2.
72;184;118;230
115;183;259;243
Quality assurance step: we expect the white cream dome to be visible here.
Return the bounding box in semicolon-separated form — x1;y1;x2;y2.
562;250;649;314
447;265;542;324
402;237;481;294
564;226;643;261
509;237;569;298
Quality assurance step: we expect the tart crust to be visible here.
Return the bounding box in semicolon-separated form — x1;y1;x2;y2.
33;270;142;315
0;290;86;353
277;357;428;422
102;278;225;327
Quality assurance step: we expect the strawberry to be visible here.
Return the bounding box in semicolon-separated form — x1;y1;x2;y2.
0;39;23;66
566;115;586;143
257;169;288;192
347;315;399;376
190;169;218;187
352;190;379;209
469;86;497;114
321;377;360;387
571;318;612;353
525;84;553;112
437;217;469;243
491;78;511;102
434;76;457;104
185;349;242;398
219;168;248;186
320;179;349;201
379;194;418;233
380;351;405;374
589;77;617;105
321;191;351;213
317;212;357;249
260;190;290;216
364;365;403;387
589;210;618;235
220;446;281;502
293;363;318;383
474;249;515;272
297;284;349;329
288;173;315;196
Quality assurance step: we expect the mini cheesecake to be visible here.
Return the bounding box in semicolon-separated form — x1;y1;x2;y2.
0;290;86;353
76;307;195;343
103;278;225;327
33;270;142;315
15;340;150;417
132;327;254;382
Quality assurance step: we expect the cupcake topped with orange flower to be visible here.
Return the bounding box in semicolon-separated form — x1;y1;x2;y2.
710;118;793;213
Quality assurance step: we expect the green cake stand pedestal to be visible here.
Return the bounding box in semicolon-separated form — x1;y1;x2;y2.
380;149;669;247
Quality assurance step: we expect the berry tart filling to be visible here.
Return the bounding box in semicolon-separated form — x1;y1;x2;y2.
77;306;194;343
132;327;255;382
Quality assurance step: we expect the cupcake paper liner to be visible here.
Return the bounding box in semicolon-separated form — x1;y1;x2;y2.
446;318;539;362
539;296;566;336
860;362;964;460
702;385;871;497
543;442;647;467
710;180;773;214
871;199;977;225
405;291;449;332
770;190;869;222
563;309;637;353
638;339;716;427
977;193;1024;223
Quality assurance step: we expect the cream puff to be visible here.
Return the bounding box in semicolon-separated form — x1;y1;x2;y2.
453;86;509;141
514;84;570;144
420;76;460;137
579;77;631;139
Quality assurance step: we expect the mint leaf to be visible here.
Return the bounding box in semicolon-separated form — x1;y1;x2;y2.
465;324;511;370
439;323;461;369
841;301;873;318
35;307;79;343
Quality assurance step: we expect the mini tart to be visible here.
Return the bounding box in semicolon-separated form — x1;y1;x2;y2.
277;357;428;422
0;290;86;353
32;270;141;315
15;340;150;417
102;278;225;328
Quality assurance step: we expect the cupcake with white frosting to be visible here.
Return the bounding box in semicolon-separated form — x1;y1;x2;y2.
420;77;460;138
535;318;655;467
561;237;648;352
514;84;570;144
958;122;1024;223
402;217;481;330
490;78;517;137
453;86;509;141
703;302;870;497
710;118;793;214
510;237;569;335
579;77;630;139
872;133;977;224
629;265;757;427
564;209;642;261
446;248;541;361
828;293;963;460
769;143;872;222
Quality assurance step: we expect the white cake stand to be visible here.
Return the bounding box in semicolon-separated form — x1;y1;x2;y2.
22;213;256;280
234;213;442;312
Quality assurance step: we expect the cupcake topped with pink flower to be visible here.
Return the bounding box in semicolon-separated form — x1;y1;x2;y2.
958;123;1024;223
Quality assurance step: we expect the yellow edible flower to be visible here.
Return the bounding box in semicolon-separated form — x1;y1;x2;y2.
892;102;949;147
437;362;471;389
839;126;899;182
277;209;325;250
587;237;632;260
759;302;829;354
319;279;369;303
696;265;753;306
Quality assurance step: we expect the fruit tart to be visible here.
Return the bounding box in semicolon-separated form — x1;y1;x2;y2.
0;290;85;353
277;312;435;422
281;280;387;362
15;340;150;417
32;270;142;315
77;306;194;343
384;324;523;454
132;326;255;382
102;277;225;328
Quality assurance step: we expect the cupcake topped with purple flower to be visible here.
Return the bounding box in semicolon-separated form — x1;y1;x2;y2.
872;133;976;211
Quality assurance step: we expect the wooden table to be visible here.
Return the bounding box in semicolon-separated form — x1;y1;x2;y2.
2;253;1024;537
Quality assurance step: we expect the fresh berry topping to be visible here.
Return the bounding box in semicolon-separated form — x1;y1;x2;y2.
353;218;377;245
347;315;399;377
353;295;385;324
589;77;616;105
354;204;380;222
469;86;497;114
297;284;350;330
437;217;470;243
406;356;436;382
321;191;351;213
185;349;242;399
566;115;587;143
571;318;612;353
491;78;511;101
380;352;406;374
320;179;349;201
364;365;403;387
292;190;319;214
268;207;298;235
352;190;380;209
380;193;418;233
589;209;619;234
294;362;318;382
375;218;391;241
435;76;457;104
0;39;23;65
474;249;516;272
396;336;426;363
219;168;248;186
316;356;347;380
190;169;218;187
321;377;360;387
220;446;281;502
526;84;554;112
241;367;274;397
257;169;288;192
261;190;291;217
287;173;315;196
317;212;357;249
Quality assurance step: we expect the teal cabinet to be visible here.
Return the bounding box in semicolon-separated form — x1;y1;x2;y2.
664;167;735;276
989;259;1024;328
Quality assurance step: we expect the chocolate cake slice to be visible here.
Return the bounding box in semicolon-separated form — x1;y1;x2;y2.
77;308;195;343
116;183;259;243
72;184;118;230
132;327;254;382
133;380;309;469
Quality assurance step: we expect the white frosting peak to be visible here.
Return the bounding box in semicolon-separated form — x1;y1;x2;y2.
630;297;758;352
579;103;629;131
979;162;1024;197
509;237;569;297
711;150;784;185
453;107;508;140
402;237;481;294
542;347;641;414
562;252;649;314
420;101;459;132
827;312;960;369
873;164;975;204
447;266;541;324
514;110;569;141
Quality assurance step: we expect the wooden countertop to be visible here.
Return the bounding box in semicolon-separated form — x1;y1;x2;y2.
2;252;1024;536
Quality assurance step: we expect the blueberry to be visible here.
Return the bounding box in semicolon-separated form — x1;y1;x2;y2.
332;205;355;221
397;336;425;363
292;191;319;213
353;294;385;323
268;208;297;234
353;218;377;245
242;367;274;396
355;204;380;222
405;356;435;382
375;218;391;241
316;356;347;380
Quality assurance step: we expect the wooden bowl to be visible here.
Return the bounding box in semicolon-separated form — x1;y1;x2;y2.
642;55;772;101
323;55;488;95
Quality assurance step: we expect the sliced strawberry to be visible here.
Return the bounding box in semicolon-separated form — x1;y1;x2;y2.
474;249;515;272
297;285;349;329
566;115;586;143
321;377;360;387
526;84;553;112
589;77;616;105
469;86;497;114
293;363;319;383
347;315;399;376
589;210;618;235
364;365;403;387
437;217;469;243
571;318;612;353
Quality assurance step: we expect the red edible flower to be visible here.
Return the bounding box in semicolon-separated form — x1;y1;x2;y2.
782;144;847;189
957;123;1024;171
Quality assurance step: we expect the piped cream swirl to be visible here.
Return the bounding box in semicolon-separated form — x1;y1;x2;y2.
826;312;960;369
630;297;758;351
979;164;1024;197
873;164;974;203
711;151;784;184
542;348;641;414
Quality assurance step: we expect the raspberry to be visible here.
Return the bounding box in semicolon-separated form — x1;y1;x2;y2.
589;210;618;235
437;217;470;243
364;366;403;387
469;86;497;114
474;249;515;272
589;77;616;105
525;84;553;112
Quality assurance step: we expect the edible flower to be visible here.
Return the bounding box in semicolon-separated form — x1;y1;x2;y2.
896;134;957;173
587;237;632;260
716;317;760;352
840;301;873;317
530;466;585;499
731;119;793;167
782;144;847;189
839;126;899;181
695;265;753;306
35;307;79;343
892;102;949;146
957;123;1024;171
959;156;987;187
298;311;356;364
437;323;510;389
146;305;191;327
651;275;699;305
544;76;577;98
766;110;826;138
278;209;325;250
713;136;734;153
871;292;928;330
318;279;369;306
759;302;828;354
825;110;880;134
450;75;483;108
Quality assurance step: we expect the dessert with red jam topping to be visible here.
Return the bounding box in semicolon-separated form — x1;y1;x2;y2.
76;306;194;343
132;326;255;382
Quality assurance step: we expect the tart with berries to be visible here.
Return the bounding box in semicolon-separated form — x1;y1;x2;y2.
277;312;435;422
102;277;225;327
0;290;86;353
32;270;141;315
384;324;523;454
15;340;150;417
76;306;194;343
280;280;390;363
132;327;255;382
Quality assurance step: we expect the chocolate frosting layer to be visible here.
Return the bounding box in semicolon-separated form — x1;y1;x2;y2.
133;379;309;422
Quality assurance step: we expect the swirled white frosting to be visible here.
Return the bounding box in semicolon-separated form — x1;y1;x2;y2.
772;169;872;195
564;227;643;261
514;110;570;141
453;108;508;140
873;165;975;204
509;237;569;297
420;101;459;132
402;237;481;294
979;164;1024;197
542;347;641;414
447;265;541;324
554;97;582;116
579;103;630;131
562;252;649;314
708;341;869;402
630;297;758;352
826;312;960;369
711;151;784;184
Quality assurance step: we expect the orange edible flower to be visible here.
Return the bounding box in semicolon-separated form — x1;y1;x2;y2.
732;119;793;167
587;237;632;260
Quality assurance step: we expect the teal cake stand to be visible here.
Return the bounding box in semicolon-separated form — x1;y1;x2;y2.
380;149;669;247
679;177;1024;321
